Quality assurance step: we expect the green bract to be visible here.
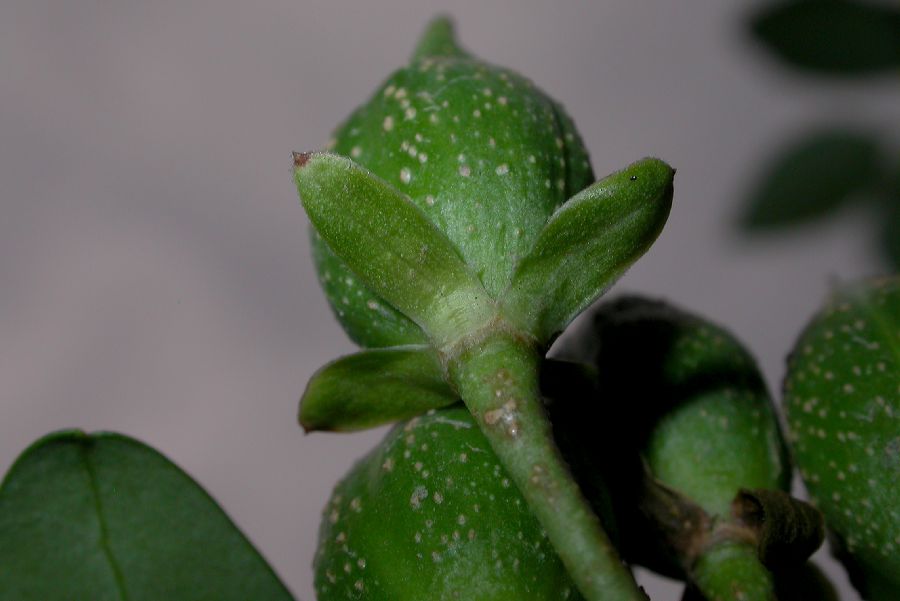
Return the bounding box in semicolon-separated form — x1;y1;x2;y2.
295;17;673;601
556;297;822;601
783;276;900;600
314;406;588;600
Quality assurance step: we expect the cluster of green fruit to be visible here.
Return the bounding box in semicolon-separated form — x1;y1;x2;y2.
295;17;899;601
0;15;895;601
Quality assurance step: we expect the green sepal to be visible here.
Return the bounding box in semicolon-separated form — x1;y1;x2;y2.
300;345;458;432
504;158;674;344
0;431;294;601
294;152;493;349
410;15;470;62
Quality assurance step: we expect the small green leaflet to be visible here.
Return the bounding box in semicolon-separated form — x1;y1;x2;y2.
295;152;494;350
0;431;294;601
300;346;458;432
504;158;674;344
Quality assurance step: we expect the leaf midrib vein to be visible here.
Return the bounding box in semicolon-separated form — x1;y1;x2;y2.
79;444;129;601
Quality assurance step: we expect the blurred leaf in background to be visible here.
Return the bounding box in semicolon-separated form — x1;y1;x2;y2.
750;0;900;76
740;129;882;228
742;0;900;270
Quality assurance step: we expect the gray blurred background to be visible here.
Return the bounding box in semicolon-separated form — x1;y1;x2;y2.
1;1;896;599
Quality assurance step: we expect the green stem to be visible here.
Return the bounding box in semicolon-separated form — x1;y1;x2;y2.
448;333;646;601
691;540;776;601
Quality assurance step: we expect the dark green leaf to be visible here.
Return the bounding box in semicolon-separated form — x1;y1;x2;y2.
750;0;900;76
504;158;674;344
0;431;294;601
294;152;493;350
740;129;881;229
300;346;458;432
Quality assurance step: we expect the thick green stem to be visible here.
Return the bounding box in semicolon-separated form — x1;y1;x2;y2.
448;333;646;601
691;541;776;601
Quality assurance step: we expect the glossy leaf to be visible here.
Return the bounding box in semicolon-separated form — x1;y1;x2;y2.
740;129;881;229
750;0;900;76
0;431;294;601
294;152;493;349
504;158;674;344
299;345;457;432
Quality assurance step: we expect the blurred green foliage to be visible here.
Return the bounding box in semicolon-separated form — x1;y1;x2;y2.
743;0;900;270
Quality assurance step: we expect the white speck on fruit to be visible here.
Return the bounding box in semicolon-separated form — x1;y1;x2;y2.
410;486;428;509
400;167;411;184
383;116;394;131
496;164;509;175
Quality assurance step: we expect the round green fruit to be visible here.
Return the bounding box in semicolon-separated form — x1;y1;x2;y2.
783;276;900;600
314;405;588;600
558;295;789;517
555;296;803;601
312;18;593;347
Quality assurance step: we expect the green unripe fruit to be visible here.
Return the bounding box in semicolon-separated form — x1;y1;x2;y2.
556;296;817;601
314;405;587;600
297;17;673;601
783;276;900;600
559;296;789;517
312;18;593;347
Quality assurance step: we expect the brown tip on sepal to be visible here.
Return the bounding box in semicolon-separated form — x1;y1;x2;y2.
293;151;312;168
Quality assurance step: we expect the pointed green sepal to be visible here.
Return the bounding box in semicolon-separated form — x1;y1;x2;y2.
294;152;493;349
411;15;470;62
504;158;674;344
0;431;294;600
300;345;458;432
